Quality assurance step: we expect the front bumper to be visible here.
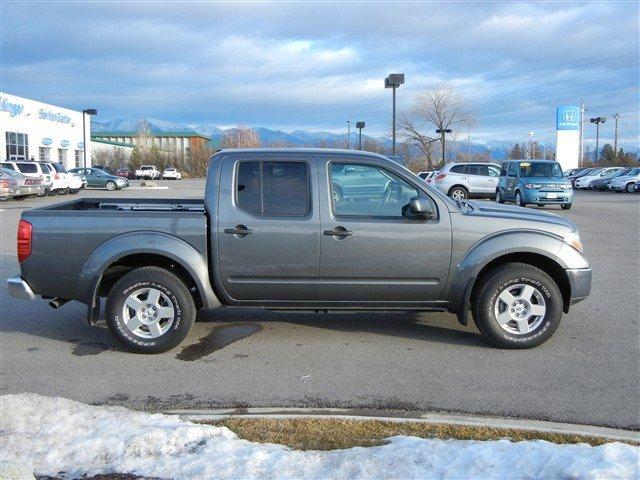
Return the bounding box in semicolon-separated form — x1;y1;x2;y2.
524;190;572;204
566;268;592;305
7;275;36;301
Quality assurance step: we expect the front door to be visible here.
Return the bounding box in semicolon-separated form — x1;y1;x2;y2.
318;158;452;307
216;154;320;307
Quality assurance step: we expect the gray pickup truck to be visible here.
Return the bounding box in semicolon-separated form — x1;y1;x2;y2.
7;148;591;353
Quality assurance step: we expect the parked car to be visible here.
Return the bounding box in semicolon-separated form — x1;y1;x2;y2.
589;168;631;191
564;168;587;178
574;167;626;189
7;148;591;353
0;169;19;200
68;167;130;191
0;161;51;196
608;168;640;192
116;167;132;179
433;162;501;200
41;162;84;194
92;165;117;175
0;167;44;199
418;171;437;184
566;168;596;187
135;165;161;180
496;160;572;209
162;167;182;180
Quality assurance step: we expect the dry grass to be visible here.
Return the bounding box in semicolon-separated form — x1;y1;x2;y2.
201;417;625;451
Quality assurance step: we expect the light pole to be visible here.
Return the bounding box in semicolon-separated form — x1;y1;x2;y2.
356;121;365;150
590;116;606;163
346;120;351;149
435;128;451;164
527;131;534;159
385;73;404;154
82;108;98;168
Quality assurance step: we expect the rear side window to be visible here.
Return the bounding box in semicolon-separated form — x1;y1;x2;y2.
16;163;38;174
450;165;468;174
51;162;67;173
236;161;310;216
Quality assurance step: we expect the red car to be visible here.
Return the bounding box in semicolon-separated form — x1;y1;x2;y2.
116;168;132;178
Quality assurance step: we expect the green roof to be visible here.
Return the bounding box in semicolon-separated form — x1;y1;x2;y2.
92;131;211;141
91;138;135;148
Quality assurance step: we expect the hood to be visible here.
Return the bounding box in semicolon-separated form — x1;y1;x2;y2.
464;200;577;233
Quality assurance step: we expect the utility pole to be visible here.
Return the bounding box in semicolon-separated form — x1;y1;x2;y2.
527;131;534;159
436;128;452;164
579;101;586;167
467;120;471;161
346;120;351;149
613;113;619;161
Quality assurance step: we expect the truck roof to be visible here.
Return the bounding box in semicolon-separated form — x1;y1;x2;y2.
215;147;391;160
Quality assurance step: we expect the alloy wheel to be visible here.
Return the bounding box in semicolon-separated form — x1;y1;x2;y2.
121;287;175;339
494;283;546;335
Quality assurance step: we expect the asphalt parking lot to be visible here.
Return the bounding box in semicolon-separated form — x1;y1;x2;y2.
1;180;638;429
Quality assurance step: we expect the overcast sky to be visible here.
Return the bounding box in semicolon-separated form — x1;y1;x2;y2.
2;1;638;145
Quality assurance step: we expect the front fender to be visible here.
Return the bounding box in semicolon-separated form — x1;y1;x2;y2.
77;231;221;312
445;230;588;316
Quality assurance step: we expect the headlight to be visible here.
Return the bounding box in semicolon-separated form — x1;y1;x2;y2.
564;231;583;253
525;183;542;189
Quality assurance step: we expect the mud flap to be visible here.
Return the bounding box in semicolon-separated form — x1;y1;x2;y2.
86;298;101;326
456;276;476;326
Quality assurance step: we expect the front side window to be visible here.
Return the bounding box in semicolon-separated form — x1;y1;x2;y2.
469;165;488;176
236;161;310;216
330;163;418;218
508;163;519;176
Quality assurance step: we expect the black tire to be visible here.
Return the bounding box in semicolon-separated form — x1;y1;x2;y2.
495;189;504;204
105;267;196;353
105;181;117;191
449;186;468;200
13;195;26;201
472;263;563;349
626;183;635;193
561;204;572;210
515;190;526;207
69;189;80;194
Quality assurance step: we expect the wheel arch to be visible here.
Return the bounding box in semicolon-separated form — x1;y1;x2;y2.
78;232;221;324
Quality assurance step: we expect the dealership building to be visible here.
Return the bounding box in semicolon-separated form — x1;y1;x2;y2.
1;92;92;168
91;131;211;158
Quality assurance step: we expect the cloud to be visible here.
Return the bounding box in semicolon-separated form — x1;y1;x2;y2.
1;1;638;141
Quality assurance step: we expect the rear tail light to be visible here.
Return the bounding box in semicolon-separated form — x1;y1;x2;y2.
0;180;9;188
436;173;447;181
54;173;60;180
17;219;32;262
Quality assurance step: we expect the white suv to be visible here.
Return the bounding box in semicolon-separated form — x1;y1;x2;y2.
135;165;161;180
0;161;51;196
433;162;502;200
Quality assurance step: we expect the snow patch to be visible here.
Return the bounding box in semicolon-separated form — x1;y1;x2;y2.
1;394;638;480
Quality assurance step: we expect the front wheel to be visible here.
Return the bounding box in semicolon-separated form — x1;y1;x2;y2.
626;183;635;193
561;203;572;210
515;191;526;207
106;267;196;353
105;181;117;191
472;263;563;349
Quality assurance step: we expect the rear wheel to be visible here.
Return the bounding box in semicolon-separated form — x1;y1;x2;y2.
472;263;563;349
449;186;468;200
106;267;196;353
495;189;504;204
69;189;80;194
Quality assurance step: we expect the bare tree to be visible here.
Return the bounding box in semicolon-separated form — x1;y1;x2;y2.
399;85;472;169
220;126;261;149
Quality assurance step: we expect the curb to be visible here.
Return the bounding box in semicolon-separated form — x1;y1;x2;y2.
164;407;640;443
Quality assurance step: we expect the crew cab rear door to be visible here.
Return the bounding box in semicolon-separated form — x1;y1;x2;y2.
216;153;319;307
317;156;451;307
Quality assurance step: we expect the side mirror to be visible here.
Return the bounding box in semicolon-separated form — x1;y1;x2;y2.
409;196;434;219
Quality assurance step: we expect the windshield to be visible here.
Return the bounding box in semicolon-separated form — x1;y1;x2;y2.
518;162;563;178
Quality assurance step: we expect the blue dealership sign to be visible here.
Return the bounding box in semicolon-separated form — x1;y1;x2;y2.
557;105;580;130
41;138;53;146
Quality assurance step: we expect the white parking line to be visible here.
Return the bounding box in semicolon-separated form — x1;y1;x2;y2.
127;186;170;190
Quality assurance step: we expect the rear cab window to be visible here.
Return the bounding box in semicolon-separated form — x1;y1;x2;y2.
16;163;38;174
236;161;310;216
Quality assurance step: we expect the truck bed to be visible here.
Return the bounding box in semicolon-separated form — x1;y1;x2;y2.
40;197;205;212
20;197;209;304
